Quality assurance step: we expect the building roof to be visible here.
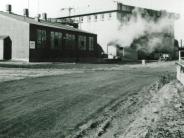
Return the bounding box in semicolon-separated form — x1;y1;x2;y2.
0;11;95;35
0;35;9;40
57;10;118;19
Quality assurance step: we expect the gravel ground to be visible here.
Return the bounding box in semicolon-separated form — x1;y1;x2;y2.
0;61;179;138
0;68;83;82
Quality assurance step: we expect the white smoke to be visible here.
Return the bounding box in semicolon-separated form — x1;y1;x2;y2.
108;8;176;53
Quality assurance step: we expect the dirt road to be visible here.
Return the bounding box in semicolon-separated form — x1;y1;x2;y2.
0;62;176;138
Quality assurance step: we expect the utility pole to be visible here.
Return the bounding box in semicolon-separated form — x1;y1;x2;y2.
61;7;75;16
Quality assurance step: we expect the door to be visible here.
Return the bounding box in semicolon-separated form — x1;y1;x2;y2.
4;37;12;60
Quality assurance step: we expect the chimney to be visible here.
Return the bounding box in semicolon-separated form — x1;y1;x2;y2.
23;8;29;17
35;14;41;22
42;13;47;21
6;4;12;13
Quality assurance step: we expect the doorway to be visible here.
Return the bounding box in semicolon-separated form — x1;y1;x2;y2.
0;36;12;60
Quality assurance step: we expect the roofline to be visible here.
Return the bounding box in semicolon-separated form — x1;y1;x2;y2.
0;11;97;35
56;10;119;19
56;8;161;19
56;6;178;20
29;23;97;35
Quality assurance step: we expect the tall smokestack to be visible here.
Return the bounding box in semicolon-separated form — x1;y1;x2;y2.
42;13;47;21
23;8;29;17
6;4;12;13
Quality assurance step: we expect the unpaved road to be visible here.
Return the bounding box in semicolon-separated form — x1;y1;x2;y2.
0;62;176;138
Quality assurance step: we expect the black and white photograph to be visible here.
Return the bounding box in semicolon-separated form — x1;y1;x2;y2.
0;0;184;137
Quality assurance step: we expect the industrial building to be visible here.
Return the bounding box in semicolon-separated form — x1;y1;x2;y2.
56;3;179;60
0;5;98;62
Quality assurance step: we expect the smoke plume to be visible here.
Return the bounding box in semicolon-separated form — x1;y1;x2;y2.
108;8;176;54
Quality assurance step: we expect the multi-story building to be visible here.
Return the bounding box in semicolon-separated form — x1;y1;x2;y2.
55;3;179;60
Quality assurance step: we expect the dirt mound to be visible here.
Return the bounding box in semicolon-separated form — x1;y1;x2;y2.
121;81;184;138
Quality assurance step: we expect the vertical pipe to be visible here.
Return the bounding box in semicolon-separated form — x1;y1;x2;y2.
179;50;181;62
181;39;183;47
123;48;125;57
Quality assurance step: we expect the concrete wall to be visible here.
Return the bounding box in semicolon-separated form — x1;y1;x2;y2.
75;12;120;53
177;62;184;85
0;40;3;60
0;14;30;61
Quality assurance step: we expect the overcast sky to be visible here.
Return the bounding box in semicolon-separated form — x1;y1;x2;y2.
0;0;183;17
0;0;183;40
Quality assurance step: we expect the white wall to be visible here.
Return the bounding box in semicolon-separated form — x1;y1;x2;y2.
77;12;120;53
0;14;30;61
107;45;117;59
0;40;3;60
177;63;184;85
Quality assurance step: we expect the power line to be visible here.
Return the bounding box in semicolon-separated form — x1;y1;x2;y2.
61;7;75;16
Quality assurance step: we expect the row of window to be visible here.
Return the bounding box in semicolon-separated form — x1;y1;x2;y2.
37;29;47;47
65;34;76;50
50;31;62;49
74;13;113;23
36;29;94;51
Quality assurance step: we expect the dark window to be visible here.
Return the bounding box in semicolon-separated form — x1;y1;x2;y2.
94;15;98;21
37;29;46;48
101;14;104;21
109;13;112;18
65;33;76;50
122;5;127;11
80;17;83;22
78;35;87;51
87;16;91;22
89;37;94;51
50;31;62;49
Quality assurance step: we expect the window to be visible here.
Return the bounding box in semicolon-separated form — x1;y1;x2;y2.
37;29;46;48
94;15;98;21
80;17;83;22
78;35;87;50
87;16;91;22
89;37;94;51
122;5;127;11
65;34;76;50
50;31;62;49
109;13;112;18
101;14;104;21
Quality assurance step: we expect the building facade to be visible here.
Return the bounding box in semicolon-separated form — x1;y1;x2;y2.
0;6;98;62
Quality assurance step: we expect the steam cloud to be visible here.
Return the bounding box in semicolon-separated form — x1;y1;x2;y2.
108;8;176;54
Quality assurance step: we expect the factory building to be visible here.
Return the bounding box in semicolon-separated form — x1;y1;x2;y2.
0;5;98;62
56;3;179;60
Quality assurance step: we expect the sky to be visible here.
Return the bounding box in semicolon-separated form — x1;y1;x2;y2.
0;0;183;17
0;0;183;41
